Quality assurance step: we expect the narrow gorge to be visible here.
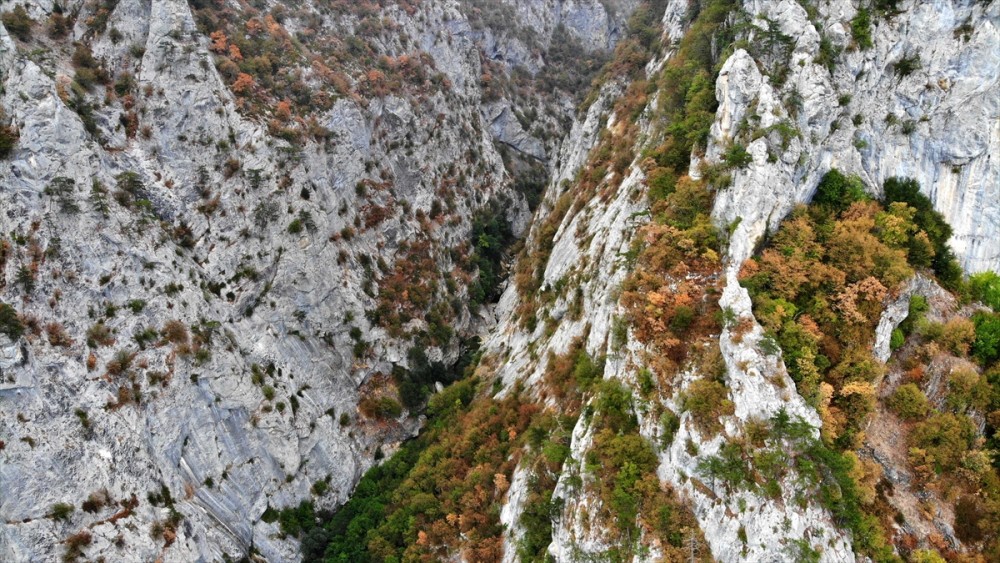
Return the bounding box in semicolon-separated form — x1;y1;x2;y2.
1;0;998;562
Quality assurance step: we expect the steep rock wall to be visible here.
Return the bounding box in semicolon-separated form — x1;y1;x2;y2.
711;0;999;271
491;0;998;561
0;0;631;560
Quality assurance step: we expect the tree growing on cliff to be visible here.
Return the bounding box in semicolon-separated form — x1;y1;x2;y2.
0;108;17;159
0;124;16;159
0;303;24;340
1;6;34;41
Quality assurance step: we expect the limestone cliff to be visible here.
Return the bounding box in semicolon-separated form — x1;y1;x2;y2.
1;0;997;561
488;0;998;561
0;0;629;560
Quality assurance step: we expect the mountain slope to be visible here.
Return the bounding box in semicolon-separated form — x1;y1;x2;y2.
484;0;999;561
0;0;632;560
1;0;998;562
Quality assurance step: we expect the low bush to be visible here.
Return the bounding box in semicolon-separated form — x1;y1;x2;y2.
889;328;905;351
723;142;752;167
886;383;929;420
892;53;921;77
275;501;318;538
0;303;24;340
359;395;403;419
1;6;33;41
46;322;73;347
64;530;92;561
680;378;734;435
812;169;867;213
972;311;1000;366
969;271;1000;311
161;320;189;345
50;502;75;521
909;412;977;474
946;369;987;413
850;8;873;50
0;122;17;158
86;322;115;347
899;295;928;335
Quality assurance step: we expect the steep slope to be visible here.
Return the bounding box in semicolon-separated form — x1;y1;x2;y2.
215;0;998;561
486;1;854;559
484;0;999;561
709;0;998;272
1;0;998;562
0;0;633;561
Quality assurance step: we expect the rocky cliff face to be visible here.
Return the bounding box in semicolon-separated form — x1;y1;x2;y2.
487;0;998;561
1;0;997;561
709;0;999;272
0;0;629;560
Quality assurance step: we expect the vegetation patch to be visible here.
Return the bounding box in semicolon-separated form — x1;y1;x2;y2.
582;380;708;558
699;410;894;559
742;169;1000;559
466;201;516;308
740;171;958;447
512;0;694;325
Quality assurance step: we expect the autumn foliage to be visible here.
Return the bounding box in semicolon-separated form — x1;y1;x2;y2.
191;1;443;142
739;174;938;447
620;176;722;380
230;72;255;95
743;172;1000;558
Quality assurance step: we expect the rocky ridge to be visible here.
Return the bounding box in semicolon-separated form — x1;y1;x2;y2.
0;0;632;561
0;0;997;561
488;0;999;561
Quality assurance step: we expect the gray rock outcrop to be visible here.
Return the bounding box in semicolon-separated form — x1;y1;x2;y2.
0;0;631;560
